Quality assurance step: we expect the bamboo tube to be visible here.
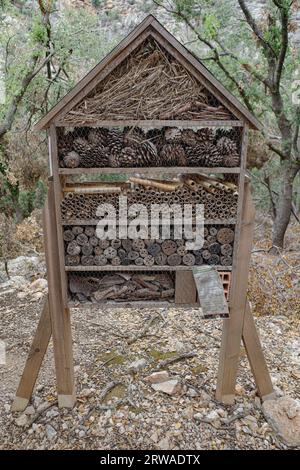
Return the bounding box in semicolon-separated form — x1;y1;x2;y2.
130;177;182;192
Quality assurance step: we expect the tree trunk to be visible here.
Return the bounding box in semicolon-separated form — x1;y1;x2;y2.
271;162;299;249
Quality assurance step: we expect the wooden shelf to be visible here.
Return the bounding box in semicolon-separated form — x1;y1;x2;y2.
59;166;241;176
56;119;243;129
61;218;237;226
65;265;232;272
67;300;178;309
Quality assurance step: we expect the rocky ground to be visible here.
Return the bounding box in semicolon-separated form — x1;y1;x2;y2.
0;244;299;450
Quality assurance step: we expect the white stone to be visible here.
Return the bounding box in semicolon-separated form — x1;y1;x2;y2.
15;414;28;427
205;410;219;422
4;404;11;413
262;397;300;447
152;379;181;396
158;437;171;450
24;405;35;415
128;359;147;372
29;278;48;292
146;371;170;384
46;424;57;440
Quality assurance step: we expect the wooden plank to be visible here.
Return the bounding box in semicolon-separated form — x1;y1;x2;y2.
175;270;198;305
59;167;241;176
11;299;52;412
242;301;274;400
68;301;175;309
49;126;68;306
44;183;75;408
230;126;248;307
56;120;243;129
65;265;232;272
215;180;255;404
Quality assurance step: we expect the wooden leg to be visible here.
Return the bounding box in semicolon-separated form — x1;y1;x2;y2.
11;299;52;412
216;182;255;404
44;183;76;408
242;301;275;401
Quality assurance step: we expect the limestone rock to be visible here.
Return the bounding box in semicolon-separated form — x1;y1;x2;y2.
152;379;181;396
128;359;147;372
146;371;169;384
262;397;300;447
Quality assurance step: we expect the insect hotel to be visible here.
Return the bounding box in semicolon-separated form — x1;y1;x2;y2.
12;15;274;410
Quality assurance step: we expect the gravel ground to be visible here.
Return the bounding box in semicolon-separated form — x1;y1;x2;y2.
0;270;299;450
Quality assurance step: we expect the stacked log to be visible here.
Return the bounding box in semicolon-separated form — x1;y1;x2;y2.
68;272;175;303
64;225;234;267
58;126;241;168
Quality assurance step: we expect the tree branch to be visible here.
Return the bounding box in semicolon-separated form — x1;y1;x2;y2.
237;0;277;57
274;4;289;89
0;52;54;139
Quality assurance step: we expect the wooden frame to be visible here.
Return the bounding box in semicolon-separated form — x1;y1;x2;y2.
13;15;273;410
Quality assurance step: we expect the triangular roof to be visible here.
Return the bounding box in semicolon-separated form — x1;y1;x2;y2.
35;15;261;131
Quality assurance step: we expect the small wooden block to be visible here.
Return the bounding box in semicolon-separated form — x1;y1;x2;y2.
58;391;76;409
175;270;198;305
11;397;29;412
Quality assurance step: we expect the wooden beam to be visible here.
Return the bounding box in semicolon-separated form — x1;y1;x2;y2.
44;183;76;408
242;301;274;401
58;167;241;176
56;120;243;128
216;180;255;404
11;299;52;412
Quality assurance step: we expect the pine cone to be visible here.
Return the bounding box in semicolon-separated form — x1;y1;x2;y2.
106;129;123;153
87;128;110;146
160;144;187;166
196;128;215;143
164;127;182;143
181;129;198;147
137;141;159;166
123;127;145;148
109;147;137;167
216;137;239;167
186;142;223;167
146;129;165;154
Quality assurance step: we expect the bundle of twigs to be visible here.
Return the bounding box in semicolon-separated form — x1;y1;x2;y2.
62;39;232;124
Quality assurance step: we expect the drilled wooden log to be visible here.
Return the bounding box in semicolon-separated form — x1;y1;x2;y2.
147;242;161;257
90;236;99;247
162;240;177;256
94;255;108;266
207;235;217;244
72;226;84;235
65;255;80;266
143;255;155;266
122;239;132;251
111;256;121;266
209;242;221;254
81;255;94;266
117;248;127;259
84;226;95;237
155;253;167;265
217;228;234;244
202;250;211;260
208;254;220;265
82;243;94;256
132;239;145;251
209;227;218;237
139;248;148;258
63;230;75;242
220;244;233;256
195;255;204;265
182;253;195;266
99;239;110;249
67;240;81;256
104;247;117;259
128;250;139;261
111;239;121;249
177;245;187;256
76;233;89;246
135;257;144;266
94;246;103;256
221;256;233;266
167;253;182;266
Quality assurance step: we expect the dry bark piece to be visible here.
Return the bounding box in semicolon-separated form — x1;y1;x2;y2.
72;226;84;235
65;255;80;266
76;233;89;246
81;255;94;266
63;230;75;242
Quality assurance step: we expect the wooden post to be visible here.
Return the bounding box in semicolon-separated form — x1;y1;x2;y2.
11;299;52;412
44;182;76;408
216;181;255;404
242;301;275;401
